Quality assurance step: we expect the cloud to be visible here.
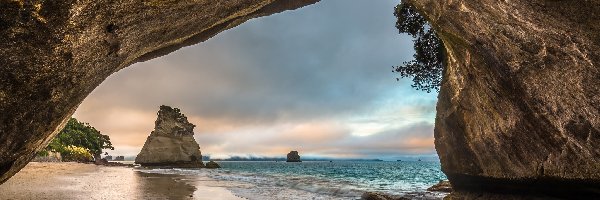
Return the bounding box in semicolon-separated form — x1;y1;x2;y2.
74;0;439;159
194;121;435;159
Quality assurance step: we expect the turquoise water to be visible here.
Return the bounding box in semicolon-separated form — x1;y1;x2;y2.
219;161;445;192
140;161;447;199
216;161;446;197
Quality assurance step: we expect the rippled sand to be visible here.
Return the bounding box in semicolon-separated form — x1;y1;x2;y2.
0;162;243;200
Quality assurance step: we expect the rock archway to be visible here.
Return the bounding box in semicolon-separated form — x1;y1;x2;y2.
0;0;319;184
414;0;600;196
1;0;599;197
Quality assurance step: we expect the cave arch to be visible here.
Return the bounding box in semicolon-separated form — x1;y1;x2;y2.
1;0;599;197
0;0;319;184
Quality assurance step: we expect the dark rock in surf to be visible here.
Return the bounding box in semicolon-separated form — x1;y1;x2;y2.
205;161;221;169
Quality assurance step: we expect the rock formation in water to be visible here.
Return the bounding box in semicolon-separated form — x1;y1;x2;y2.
406;0;600;197
286;151;301;162
205;161;221;169
0;0;319;184
135;105;203;167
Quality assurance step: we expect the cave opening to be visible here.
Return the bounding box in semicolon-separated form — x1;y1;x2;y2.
2;0;599;198
71;0;444;196
74;0;441;164
0;0;452;198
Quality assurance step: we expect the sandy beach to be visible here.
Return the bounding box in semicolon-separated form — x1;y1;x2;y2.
0;162;243;200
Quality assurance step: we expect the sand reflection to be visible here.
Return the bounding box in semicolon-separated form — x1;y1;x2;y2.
135;171;197;199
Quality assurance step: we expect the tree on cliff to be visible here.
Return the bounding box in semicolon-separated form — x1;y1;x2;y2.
42;118;114;161
393;2;445;93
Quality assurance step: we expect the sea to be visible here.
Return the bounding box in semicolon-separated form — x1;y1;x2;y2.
137;161;448;200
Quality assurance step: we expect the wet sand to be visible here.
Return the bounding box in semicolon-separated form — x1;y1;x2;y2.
0;162;243;200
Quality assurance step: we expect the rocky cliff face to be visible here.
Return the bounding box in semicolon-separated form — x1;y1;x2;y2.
408;0;600;196
0;0;319;184
135;105;203;167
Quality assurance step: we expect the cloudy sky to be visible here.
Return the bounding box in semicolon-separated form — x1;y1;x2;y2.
74;0;439;161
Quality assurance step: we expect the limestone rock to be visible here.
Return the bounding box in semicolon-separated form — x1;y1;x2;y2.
205;161;221;169
427;180;452;193
135;105;204;168
0;0;319;184
286;151;301;162
407;0;600;196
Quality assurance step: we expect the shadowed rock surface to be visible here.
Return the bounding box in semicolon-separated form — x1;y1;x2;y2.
286;151;301;162
135;105;203;167
0;0;319;184
407;0;600;197
205;161;221;169
427;180;452;193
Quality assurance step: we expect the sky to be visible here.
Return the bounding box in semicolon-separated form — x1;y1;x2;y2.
73;0;440;161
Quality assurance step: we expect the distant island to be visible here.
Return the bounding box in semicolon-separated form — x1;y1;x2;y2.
286;151;301;162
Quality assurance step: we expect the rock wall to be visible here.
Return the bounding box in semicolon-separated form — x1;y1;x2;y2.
0;0;319;184
408;0;600;195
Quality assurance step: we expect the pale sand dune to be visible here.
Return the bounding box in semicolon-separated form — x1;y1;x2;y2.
0;162;243;200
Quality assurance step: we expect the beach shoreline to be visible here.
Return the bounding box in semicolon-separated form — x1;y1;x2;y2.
0;162;243;200
0;162;449;200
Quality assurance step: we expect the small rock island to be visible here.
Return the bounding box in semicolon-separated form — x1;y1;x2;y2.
135;105;204;168
205;161;221;169
286;151;301;162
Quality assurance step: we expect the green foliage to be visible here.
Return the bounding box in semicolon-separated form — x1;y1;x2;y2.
61;145;94;162
394;2;445;93
44;118;114;161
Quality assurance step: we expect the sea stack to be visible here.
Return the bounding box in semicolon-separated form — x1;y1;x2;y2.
286;151;301;162
135;105;204;168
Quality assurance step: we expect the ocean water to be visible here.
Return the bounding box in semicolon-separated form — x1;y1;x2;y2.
139;161;447;199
